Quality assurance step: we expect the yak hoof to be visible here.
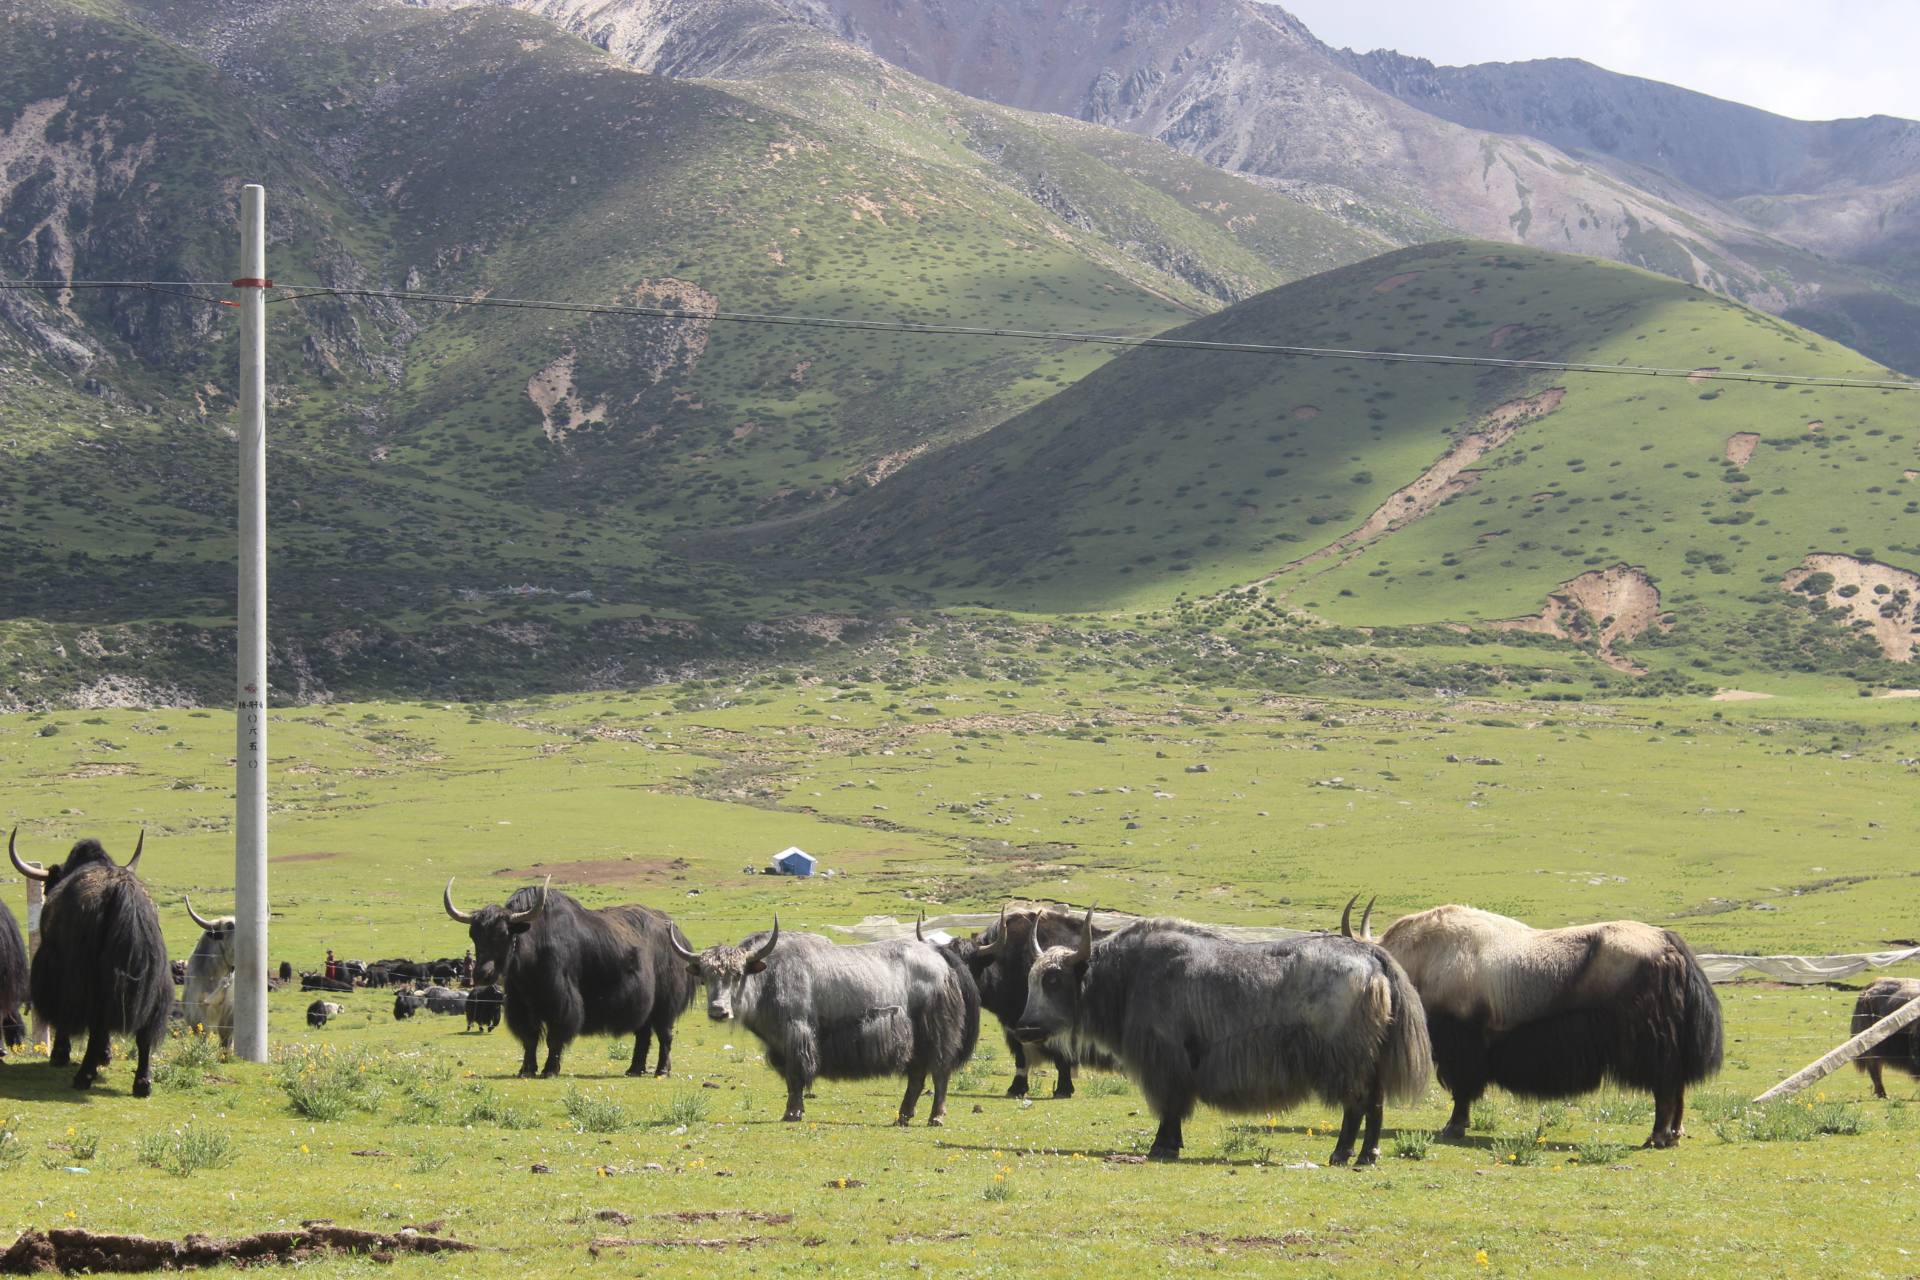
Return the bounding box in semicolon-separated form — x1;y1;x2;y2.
1006;1078;1029;1098
655;1066;672;1078
1328;1149;1351;1167
782;1110;804;1122
1641;1132;1677;1150
1053;1083;1075;1100
625;1066;648;1078
1354;1151;1378;1169
517;1067;537;1079
1146;1146;1181;1162
70;1071;95;1091
132;1077;153;1099
541;1067;561;1079
48;1051;70;1068
1438;1122;1468;1141
928;1114;946;1128
895;1113;914;1127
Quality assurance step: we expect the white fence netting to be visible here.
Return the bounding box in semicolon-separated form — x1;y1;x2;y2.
832;912;1920;985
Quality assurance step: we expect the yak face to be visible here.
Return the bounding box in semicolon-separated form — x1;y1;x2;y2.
675;922;779;1022
442;878;547;985
185;900;236;975
1011;908;1097;1043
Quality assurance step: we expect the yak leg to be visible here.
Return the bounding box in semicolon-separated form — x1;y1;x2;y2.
1867;1061;1888;1100
897;1070;927;1126
1005;1032;1031;1097
928;1071;951;1127
626;1028;654;1078
541;989;584;1077
1147;1114;1186;1161
1047;1047;1076;1098
783;1022;819;1121
1356;1093;1385;1167
1438;1094;1474;1141
131;1025;156;1099
515;1032;540;1078
49;1030;71;1068
1329;1106;1362;1166
1644;1089;1676;1149
72;1021;110;1090
649;1003;678;1077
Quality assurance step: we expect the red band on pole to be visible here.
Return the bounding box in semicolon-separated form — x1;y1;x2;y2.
231;277;274;288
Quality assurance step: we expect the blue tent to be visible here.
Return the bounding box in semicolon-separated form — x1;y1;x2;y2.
771;846;816;877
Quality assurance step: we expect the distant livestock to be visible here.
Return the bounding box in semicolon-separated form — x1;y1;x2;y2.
301;973;353;993
307;1000;345;1028
393;990;425;1020
466;985;504;1032
181;898;237;1048
419;985;466;1016
1851;978;1920;1098
1379;904;1722;1148
12;828;172;1097
444;877;694;1078
1011;903;1430;1163
673;919;981;1125
0;900;25;1056
945;904;1117;1098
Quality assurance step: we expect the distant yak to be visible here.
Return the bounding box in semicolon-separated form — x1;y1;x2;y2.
1851;978;1920;1098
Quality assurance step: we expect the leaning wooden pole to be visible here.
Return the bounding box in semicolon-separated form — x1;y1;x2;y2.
1752;990;1920;1103
233;183;270;1062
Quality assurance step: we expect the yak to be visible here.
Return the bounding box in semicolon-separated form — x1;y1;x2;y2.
1378;904;1722;1148
1012;903;1431;1164
393;989;425;1020
307;999;344;1028
301;973;353;993
181;898;237;1048
673;919;981;1126
944;904;1118;1098
12;827;171;1097
466;984;505;1032
444;877;694;1077
0;900;25;1056
1851;978;1920;1098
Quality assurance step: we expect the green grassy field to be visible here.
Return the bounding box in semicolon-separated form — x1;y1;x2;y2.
3;671;1918;1276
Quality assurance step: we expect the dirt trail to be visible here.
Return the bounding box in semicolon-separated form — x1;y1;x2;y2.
1781;554;1920;660
1261;388;1565;589
1493;564;1668;672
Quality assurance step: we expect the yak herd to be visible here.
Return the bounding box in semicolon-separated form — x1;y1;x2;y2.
2;827;1918;1163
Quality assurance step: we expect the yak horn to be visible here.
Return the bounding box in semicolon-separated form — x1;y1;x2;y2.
749;916;781;967
508;875;551;925
185;895;221;933
443;877;477;925
915;908;926;942
668;928;699;964
9;828;50;882
1074;905;1096;966
973;904;1009;957
1340;893;1359;939
1026;911;1044;963
1360;896;1377;943
124;827;145;876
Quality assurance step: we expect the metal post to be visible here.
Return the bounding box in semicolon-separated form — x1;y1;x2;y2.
233;184;269;1061
25;876;46;1049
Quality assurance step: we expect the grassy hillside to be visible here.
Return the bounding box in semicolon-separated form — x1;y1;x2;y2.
818;242;1918;678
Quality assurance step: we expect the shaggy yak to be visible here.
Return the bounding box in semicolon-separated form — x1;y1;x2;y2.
1378;904;1722;1147
1851;978;1920;1099
444;877;694;1077
1011;901;1431;1164
944;904;1118;1098
673;919;981;1126
12;828;171;1096
0;900;25;1055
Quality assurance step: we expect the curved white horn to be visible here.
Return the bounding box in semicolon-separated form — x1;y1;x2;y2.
9;828;50;882
668;928;699;964
185;895;221;933
915;908;926;942
972;904;1009;957
1074;905;1096;966
124;827;145;876
1340;893;1359;939
1360;896;1377;943
507;875;551;925
749;916;781;967
443;877;477;925
1026;912;1043;963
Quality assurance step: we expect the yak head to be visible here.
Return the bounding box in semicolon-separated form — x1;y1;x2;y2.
185;898;237;974
11;826;144;890
1012;905;1097;1043
442;876;549;984
670;920;779;1022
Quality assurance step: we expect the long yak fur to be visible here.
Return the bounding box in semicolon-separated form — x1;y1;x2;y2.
0;902;25;1053
1379;904;1722;1147
948;904;1117;1098
1851;978;1920;1099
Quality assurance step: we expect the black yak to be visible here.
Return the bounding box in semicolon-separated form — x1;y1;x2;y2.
466;984;504;1032
944;904;1118;1098
1378;904;1722;1148
0;900;25;1056
1012;904;1431;1163
1851;978;1920;1098
393;989;425;1020
444;877;694;1077
11;827;171;1096
307;999;344;1028
673;919;981;1125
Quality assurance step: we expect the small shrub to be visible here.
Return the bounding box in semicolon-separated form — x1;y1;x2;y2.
1572;1139;1628;1166
0;1117;24;1170
1393;1129;1433;1161
154;1034;223;1091
564;1087;632;1133
1078;1075;1129;1098
67;1131;102;1162
136;1124;233;1176
982;1180;1013;1202
658;1092;709;1127
1489;1129;1548;1166
461;1085;536;1130
407;1145;452;1174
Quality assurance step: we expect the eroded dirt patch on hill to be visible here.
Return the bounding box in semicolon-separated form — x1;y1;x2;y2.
1488;324;1527;350
1725;432;1760;466
1494;565;1668;672
1262;388;1565;588
528;350;608;444
1781;554;1920;660
1373;271;1422;293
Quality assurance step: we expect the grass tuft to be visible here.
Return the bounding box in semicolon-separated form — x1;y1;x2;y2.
563;1087;632;1133
1393;1129;1433;1161
136;1124;233;1176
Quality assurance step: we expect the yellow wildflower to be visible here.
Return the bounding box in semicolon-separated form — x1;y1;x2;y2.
1474;1248;1489;1267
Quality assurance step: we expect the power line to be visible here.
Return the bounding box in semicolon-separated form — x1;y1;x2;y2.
5;276;1915;391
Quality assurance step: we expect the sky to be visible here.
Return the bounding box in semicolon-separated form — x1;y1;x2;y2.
1274;0;1920;122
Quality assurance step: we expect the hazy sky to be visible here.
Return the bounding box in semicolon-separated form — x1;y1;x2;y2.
1275;0;1920;122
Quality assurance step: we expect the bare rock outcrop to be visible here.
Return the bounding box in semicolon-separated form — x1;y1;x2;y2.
1782;554;1920;660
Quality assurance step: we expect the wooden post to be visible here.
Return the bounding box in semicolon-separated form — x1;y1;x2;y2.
1753;991;1920;1103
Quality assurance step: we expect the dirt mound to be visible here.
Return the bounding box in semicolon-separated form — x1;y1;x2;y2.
1290;404;1319;419
1495;565;1668;672
1373;271;1421;293
1488;324;1526;350
1710;689;1774;702
1724;432;1760;466
1781;554;1920;660
1;1225;472;1273
493;857;693;886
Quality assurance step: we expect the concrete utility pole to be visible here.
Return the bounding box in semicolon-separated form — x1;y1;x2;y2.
233;184;270;1062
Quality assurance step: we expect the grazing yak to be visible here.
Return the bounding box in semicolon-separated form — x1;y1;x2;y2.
0;900;25;1057
393;989;426;1020
674;919;981;1125
301;972;353;993
12;827;171;1097
182;898;237;1048
307;999;344;1028
1012;903;1430;1164
444;877;694;1077
1851;978;1920;1098
466;984;504;1032
1377;904;1722;1148
945;904;1118;1098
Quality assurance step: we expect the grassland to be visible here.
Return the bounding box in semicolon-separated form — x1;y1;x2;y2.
3;661;1918;1276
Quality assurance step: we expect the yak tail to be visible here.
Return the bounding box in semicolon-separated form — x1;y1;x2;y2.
1667;930;1724;1084
1374;953;1433;1106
